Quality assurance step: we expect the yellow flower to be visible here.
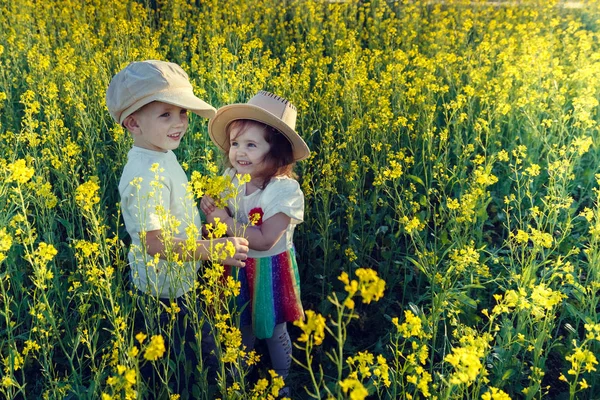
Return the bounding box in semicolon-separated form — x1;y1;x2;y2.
572;136;593;155
124;369;136;385
189;172;238;208
294;310;326;345
344;297;355;310
128;346;139;358
374;355;391;387
447;198;460;210
144;335;166;361
397;310;426;339
529;228;553;249
497;150;509;162
482;387;511;400
566;345;598;375
204;218;228;239
513;230;529;244
22;340;40;356
2;376;15;387
75;177;101;212
212;239;236;262
524;164;541;177
584;322;600;341
0;228;13;263
444;331;491;387
345;248;358;262
6;159;35;184
339;271;358;296
355;268;385;303
530;284;563;311
339;378;368;400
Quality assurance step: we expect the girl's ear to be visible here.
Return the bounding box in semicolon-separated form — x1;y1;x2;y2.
123;115;140;133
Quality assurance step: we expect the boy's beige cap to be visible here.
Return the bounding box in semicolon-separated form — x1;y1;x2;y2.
106;60;216;124
208;91;310;161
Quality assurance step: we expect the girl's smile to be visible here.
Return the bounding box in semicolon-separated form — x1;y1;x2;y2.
229;124;271;179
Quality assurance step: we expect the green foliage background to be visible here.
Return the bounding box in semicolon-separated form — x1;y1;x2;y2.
1;0;600;398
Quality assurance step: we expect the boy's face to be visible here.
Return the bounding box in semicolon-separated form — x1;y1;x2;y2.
128;102;189;152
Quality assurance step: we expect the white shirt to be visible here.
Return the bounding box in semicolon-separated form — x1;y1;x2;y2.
226;169;304;258
119;147;202;298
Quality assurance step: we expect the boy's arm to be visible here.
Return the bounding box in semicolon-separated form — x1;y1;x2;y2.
144;230;248;267
216;212;290;252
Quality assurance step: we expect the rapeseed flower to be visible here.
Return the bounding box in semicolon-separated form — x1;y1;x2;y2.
204;218;228;239
339;377;368;400
345;248;358;262
75;178;101;212
1;376;15;388
212;239;236;262
6;159;34;184
481;387;511;400
524;164;541;177
584;322;600;341
445;346;483;385
394;310;428;339
143;335;165;361
0;228;12;263
294;310;326;345
529;228;553;249
355;268;385;303
566;344;598;375
373;354;391;387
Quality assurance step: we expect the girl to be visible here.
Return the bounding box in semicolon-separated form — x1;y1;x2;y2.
200;91;310;385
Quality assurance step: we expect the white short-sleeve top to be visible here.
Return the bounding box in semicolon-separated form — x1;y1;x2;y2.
119;147;202;298
226;168;304;258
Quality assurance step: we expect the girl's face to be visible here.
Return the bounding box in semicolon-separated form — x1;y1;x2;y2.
228;123;271;178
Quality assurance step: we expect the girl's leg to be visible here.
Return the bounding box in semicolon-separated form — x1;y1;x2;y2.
265;322;292;379
241;324;256;352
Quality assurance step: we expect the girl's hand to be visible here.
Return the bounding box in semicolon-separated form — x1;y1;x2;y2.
200;195;217;215
216;237;249;267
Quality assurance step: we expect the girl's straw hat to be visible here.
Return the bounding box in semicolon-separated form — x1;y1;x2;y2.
208;91;310;161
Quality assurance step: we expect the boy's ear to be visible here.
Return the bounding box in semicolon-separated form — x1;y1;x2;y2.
122;115;140;133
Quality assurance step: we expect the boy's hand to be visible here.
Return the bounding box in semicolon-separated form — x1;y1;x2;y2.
218;237;249;267
200;195;217;215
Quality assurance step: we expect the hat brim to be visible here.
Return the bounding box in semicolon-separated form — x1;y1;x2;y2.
120;88;216;124
208;104;310;161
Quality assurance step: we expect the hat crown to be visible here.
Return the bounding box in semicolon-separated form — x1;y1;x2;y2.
208;90;310;161
106;60;215;124
121;60;192;95
248;91;297;131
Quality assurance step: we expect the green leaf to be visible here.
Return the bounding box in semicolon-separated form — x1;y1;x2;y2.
407;174;425;187
501;369;515;381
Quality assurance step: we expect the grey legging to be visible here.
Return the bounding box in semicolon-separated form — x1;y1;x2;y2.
242;322;292;379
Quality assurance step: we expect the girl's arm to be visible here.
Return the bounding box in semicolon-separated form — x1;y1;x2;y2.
219;212;290;252
144;230;249;267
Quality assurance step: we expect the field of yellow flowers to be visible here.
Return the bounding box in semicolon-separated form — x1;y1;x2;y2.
2;0;600;398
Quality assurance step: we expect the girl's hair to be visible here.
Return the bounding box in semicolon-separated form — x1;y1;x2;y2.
225;119;296;189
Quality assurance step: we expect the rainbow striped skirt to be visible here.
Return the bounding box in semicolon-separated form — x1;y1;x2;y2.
227;248;304;339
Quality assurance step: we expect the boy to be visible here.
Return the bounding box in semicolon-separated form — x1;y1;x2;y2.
106;60;248;392
106;59;248;298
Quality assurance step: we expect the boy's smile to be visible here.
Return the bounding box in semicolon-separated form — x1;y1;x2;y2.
129;101;189;152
